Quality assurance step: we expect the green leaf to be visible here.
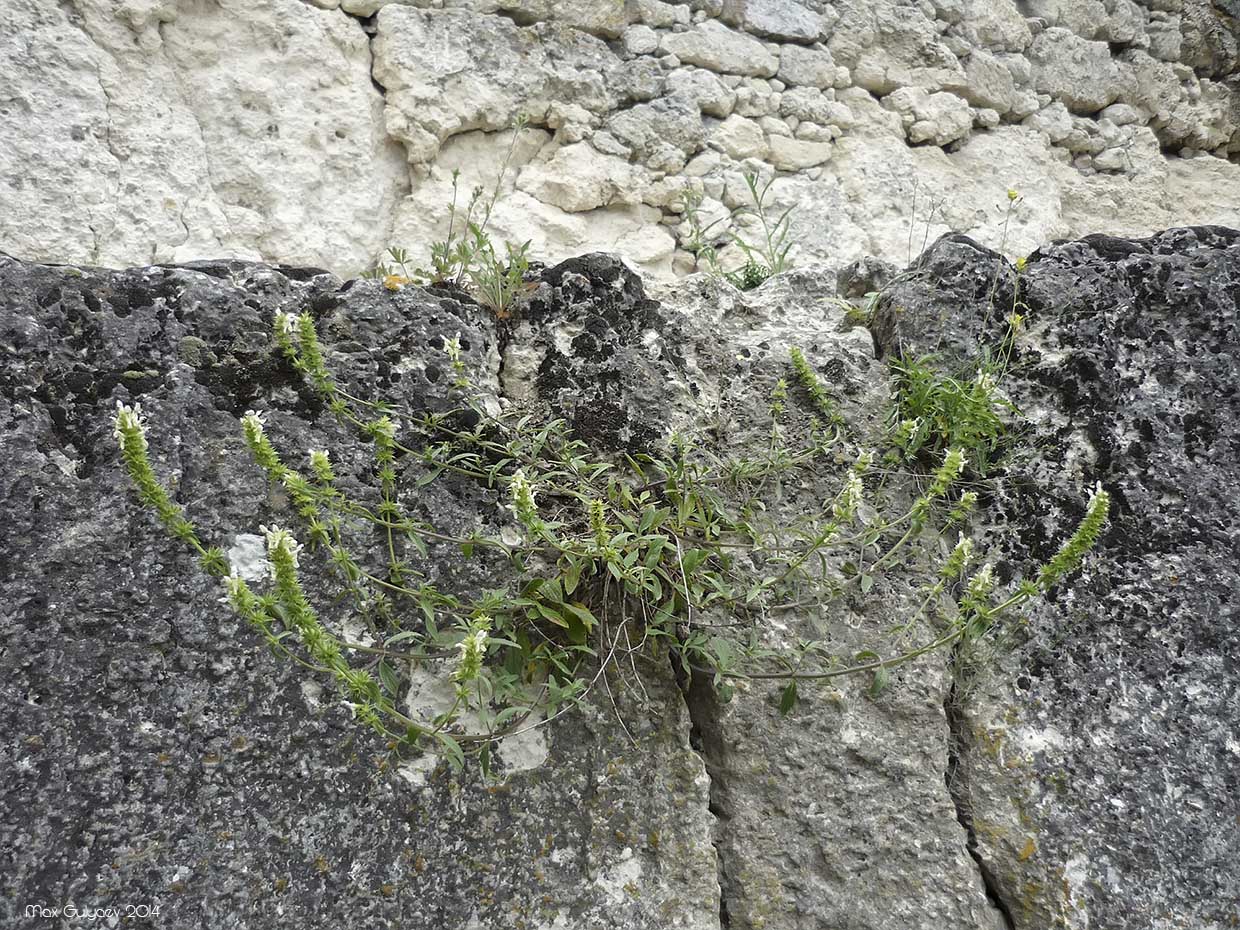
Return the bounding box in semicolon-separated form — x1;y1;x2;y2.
438;733;465;771
385;630;421;646
378;660;399;697
562;560;582;596
681;549;709;576
479;745;492;780
860;574;874;594
869;667;891;699
779;680;798;716
460;540;474;559
560;601;598;630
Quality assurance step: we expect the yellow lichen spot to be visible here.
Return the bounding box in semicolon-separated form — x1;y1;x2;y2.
314;855;329;874
274;877;288;893
1018;837;1037;862
383;274;411;291
414;856;427;873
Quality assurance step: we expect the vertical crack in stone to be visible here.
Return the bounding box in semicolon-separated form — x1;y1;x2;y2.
337;6;410;267
944;681;1017;930
678;655;733;930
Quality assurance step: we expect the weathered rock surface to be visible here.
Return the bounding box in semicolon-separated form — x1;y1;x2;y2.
4;0;1240;278
1;227;1238;929
875;226;1240;930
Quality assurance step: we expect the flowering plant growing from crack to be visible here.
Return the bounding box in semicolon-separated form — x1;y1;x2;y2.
113;308;1108;773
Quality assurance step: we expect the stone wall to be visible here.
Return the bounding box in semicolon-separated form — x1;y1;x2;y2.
4;0;1240;277
3;229;1237;929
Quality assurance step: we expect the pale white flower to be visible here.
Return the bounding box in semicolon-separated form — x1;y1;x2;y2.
219;571;247;606
241;410;268;440
943;447;967;477
444;332;462;364
261;524;303;568
274;311;297;338
833;471;864;523
112;401;149;450
967;562;996;601
510;469;535;512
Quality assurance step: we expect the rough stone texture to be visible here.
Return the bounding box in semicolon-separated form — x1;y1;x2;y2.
4;0;1240;278
3;226;1240;928
0;253;721;930
874;226;1240;930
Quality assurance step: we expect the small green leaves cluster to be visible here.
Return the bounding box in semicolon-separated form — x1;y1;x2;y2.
680;171;793;291
113;316;1110;768
888;355;1017;474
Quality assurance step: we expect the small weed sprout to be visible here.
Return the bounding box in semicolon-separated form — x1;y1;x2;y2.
678;171;794;291
366;114;534;317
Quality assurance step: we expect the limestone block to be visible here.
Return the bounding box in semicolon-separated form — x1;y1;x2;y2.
666;68;738;118
623;25;660;56
777;44;837;89
882;87;974;146
1024;101;1075;143
959;48;1017;114
1028;27;1125;114
629;0;691;28
711;113;768;159
517;142;649;212
605;97;706;172
831;0;967;95
767;134;834;169
720;0;826;42
660;18;779;77
373;6;619;164
0;0;407;274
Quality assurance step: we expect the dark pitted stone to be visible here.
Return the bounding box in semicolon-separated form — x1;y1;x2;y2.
0;255;718;930
3;228;1239;930
877;227;1240;930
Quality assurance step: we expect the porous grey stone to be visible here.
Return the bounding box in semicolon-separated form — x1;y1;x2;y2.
3;229;1240;930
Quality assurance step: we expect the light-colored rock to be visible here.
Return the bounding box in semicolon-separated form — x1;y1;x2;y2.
883;87;975;146
630;0;691;28
712;113;769;159
660;19;779;77
1024;101;1075;143
963;0;1032;52
1099;102;1144;126
517;142;649;212
373;6;618;164
667;68;738;118
623;24;660;56
720;0;826;42
1027;27;1125;114
4;0;1240;289
959;48;1016;114
493;0;629;37
0;0;408;274
831;0;967;95
766;134;833;169
605;97;705;172
776;43;837;88
758;115;793;138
